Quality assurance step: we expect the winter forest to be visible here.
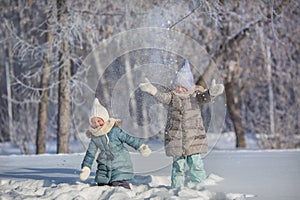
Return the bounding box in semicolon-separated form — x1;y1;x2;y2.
0;0;299;154
0;1;300;200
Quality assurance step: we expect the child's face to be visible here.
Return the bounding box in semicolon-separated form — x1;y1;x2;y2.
91;117;104;129
175;85;188;93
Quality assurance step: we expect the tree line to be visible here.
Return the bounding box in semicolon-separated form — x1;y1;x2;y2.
0;0;299;154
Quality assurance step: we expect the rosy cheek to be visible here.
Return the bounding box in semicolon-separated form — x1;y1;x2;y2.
91;122;98;128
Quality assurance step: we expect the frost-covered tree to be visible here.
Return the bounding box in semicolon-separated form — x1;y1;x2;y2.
0;0;106;154
0;0;299;153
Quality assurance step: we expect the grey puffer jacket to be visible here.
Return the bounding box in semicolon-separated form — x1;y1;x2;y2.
154;86;211;157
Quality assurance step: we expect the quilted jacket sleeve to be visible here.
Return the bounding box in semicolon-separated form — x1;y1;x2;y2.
81;139;98;169
116;128;143;150
153;90;172;105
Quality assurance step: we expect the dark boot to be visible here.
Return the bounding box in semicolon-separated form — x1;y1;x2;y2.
110;180;131;189
97;182;110;186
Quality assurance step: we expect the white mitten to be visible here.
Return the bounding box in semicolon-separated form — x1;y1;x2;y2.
80;166;91;181
139;78;157;95
138;144;152;157
209;79;224;97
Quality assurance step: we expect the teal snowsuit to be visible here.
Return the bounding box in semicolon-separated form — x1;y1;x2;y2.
81;127;143;184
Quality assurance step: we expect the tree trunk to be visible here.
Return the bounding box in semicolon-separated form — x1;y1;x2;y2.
57;0;71;153
5;59;14;143
36;34;53;154
267;46;276;137
225;81;246;148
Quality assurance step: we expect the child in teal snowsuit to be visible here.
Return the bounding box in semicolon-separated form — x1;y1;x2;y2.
139;60;224;187
80;98;151;189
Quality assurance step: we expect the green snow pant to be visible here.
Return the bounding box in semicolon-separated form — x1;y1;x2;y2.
171;154;207;188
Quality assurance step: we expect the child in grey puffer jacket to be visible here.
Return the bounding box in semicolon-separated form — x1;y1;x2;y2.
139;60;224;188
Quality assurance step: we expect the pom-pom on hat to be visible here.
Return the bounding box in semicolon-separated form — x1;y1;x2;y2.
172;60;194;91
89;98;109;125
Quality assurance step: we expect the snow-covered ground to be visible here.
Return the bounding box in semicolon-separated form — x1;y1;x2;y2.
0;133;299;200
0;132;258;156
1;150;299;200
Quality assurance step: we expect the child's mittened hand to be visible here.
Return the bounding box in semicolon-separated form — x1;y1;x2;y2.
139;78;157;95
80;166;91;181
138;144;152;157
209;79;225;97
85;130;92;138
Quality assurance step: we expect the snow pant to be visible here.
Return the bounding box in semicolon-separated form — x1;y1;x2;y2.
171;154;207;188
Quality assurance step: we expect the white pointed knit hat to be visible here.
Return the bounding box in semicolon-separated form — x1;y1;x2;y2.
172;60;194;91
89;98;109;125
